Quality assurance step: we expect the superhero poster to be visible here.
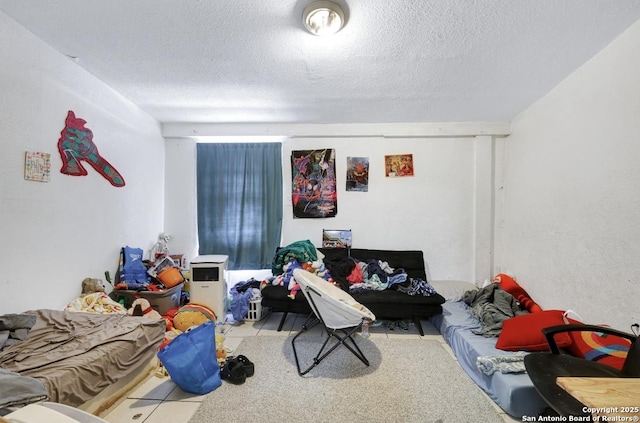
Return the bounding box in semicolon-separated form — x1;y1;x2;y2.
346;156;369;192
291;149;337;218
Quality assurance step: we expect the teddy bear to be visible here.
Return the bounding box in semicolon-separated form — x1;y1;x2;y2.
81;278;105;295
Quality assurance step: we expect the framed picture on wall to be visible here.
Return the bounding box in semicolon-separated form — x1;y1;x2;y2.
291;149;337;218
346;156;369;192
322;229;352;249
384;154;414;177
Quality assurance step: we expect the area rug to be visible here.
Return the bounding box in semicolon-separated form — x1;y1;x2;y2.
188;335;503;423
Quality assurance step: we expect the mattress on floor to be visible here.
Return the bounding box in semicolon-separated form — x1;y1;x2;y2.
0;309;165;408
431;301;547;418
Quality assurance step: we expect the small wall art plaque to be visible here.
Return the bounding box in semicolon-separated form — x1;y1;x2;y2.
24;151;51;182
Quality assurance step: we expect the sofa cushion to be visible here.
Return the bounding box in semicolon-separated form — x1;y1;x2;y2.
260;285;312;313
351;290;444;321
496;310;572;352
351;289;445;305
564;317;631;370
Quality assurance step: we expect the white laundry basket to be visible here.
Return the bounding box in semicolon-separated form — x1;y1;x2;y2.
245;299;270;321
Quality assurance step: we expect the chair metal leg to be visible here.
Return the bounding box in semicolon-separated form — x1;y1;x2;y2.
412;316;425;336
338;325;370;366
292;319;370;376
276;312;289;331
292;318;328;376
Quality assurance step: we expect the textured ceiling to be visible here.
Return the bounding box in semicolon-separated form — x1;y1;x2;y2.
1;0;640;125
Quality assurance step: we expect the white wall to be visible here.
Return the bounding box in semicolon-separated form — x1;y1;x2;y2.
6;7;637;329
497;20;640;330
165;135;495;282
281;137;477;281
0;12;165;313
164;138;199;264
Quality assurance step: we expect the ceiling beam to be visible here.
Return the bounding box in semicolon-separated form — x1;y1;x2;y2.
162;122;511;139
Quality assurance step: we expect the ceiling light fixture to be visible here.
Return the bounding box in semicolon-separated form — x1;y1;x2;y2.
303;1;346;36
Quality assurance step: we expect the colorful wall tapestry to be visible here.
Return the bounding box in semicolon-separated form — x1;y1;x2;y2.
57;110;126;187
346;156;369;192
384;154;414;177
291;149;337;218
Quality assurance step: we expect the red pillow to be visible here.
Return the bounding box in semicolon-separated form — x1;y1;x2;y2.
564;317;631;370
496;310;572;351
493;274;543;313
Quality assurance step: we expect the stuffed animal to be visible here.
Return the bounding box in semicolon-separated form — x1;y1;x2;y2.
127;298;163;320
215;332;227;363
81;278;105;295
492;273;543;313
173;303;217;332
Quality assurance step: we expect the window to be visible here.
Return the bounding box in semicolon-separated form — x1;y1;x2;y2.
196;143;282;270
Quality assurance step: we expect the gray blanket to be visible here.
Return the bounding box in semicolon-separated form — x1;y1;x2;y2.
476;352;528;375
463;284;528;337
0;313;37;350
0;368;48;408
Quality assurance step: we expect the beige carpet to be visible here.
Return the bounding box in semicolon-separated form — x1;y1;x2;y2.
188;334;502;423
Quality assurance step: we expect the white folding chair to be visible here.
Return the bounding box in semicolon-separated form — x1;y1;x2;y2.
291;268;376;376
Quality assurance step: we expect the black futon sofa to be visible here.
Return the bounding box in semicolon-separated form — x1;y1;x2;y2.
260;248;445;336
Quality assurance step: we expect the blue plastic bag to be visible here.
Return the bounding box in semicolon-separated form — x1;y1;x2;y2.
158;321;221;394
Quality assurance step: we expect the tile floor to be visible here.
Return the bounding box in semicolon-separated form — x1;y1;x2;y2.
103;312;520;423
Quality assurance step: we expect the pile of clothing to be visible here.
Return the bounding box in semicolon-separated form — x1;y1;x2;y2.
268;240;437;298
463;283;528;337
229;278;262;321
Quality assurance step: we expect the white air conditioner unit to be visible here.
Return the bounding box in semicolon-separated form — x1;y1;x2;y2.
189;255;228;324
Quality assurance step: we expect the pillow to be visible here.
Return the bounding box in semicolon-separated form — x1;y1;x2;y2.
564;317;631;370
496;310;572;352
492;274;543;313
430;280;476;302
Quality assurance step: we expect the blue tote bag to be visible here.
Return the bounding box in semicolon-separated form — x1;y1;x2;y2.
158;321;222;395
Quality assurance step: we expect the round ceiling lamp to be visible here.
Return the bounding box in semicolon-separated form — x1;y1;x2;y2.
303;1;346;36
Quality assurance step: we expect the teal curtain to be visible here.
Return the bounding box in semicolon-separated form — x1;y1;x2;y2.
196;143;282;270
